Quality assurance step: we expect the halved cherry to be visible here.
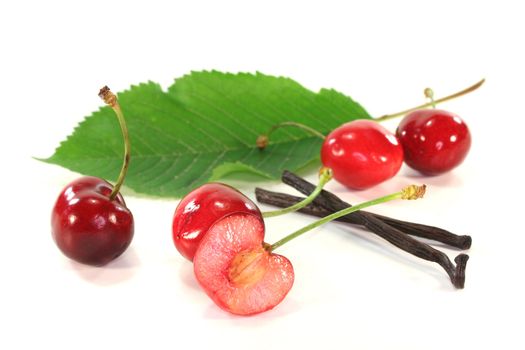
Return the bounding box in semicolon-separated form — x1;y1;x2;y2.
184;181;424;316
193;213;294;316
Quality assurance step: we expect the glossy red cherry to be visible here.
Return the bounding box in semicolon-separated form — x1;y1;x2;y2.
51;176;134;266
172;183;262;261
321;120;404;190
193;213;294;316
51;86;134;266
396;109;471;175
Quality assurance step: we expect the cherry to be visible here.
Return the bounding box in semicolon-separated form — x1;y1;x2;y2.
178;180;424;315
51;176;134;265
51;87;134;266
193;213;294;316
320;120;403;190
172;183;262;261
258;79;484;189
396;109;471;175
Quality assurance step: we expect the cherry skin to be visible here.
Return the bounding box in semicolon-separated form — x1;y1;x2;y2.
193;213;294;316
51;176;134;266
321;120;404;190
172;183;262;261
396;109;471;175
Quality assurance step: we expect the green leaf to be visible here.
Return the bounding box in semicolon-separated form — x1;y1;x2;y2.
42;71;371;197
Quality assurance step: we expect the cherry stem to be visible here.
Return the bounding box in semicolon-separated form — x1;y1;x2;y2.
262;167;333;218
424;88;436;109
257;122;325;150
375;78;485;122
269;184;426;251
98;86;131;201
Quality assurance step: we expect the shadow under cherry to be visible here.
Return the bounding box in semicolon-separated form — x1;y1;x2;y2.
68;246;141;286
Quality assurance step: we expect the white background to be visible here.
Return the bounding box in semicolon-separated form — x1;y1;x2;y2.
1;1;524;349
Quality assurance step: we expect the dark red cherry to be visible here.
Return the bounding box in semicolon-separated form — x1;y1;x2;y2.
396;109;471;175
321;120;404;190
51;176;134;266
172;183;263;261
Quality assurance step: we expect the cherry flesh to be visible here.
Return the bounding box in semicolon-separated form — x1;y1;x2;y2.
172;183;262;261
321;120;404;190
396;109;471;175
193;213;294;316
51;176;134;266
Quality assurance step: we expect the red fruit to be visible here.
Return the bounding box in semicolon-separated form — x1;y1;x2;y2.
193;213;294;316
172;183;261;261
321;120;404;190
396;109;471;175
51;176;134;266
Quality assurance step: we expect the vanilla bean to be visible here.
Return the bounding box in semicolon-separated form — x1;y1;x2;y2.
255;172;471;288
373;214;471;249
257;186;470;250
256;188;469;288
281;170;471;250
255;189;333;218
358;211;469;289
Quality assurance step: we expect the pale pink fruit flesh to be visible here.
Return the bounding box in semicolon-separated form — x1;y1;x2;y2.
193;213;294;316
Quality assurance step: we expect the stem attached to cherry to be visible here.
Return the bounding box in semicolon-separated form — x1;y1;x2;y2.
262;167;333;218
98;86;131;201
375;79;485;122
424;88;436;109
269;184;426;251
257;79;484;150
257;121;325;150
